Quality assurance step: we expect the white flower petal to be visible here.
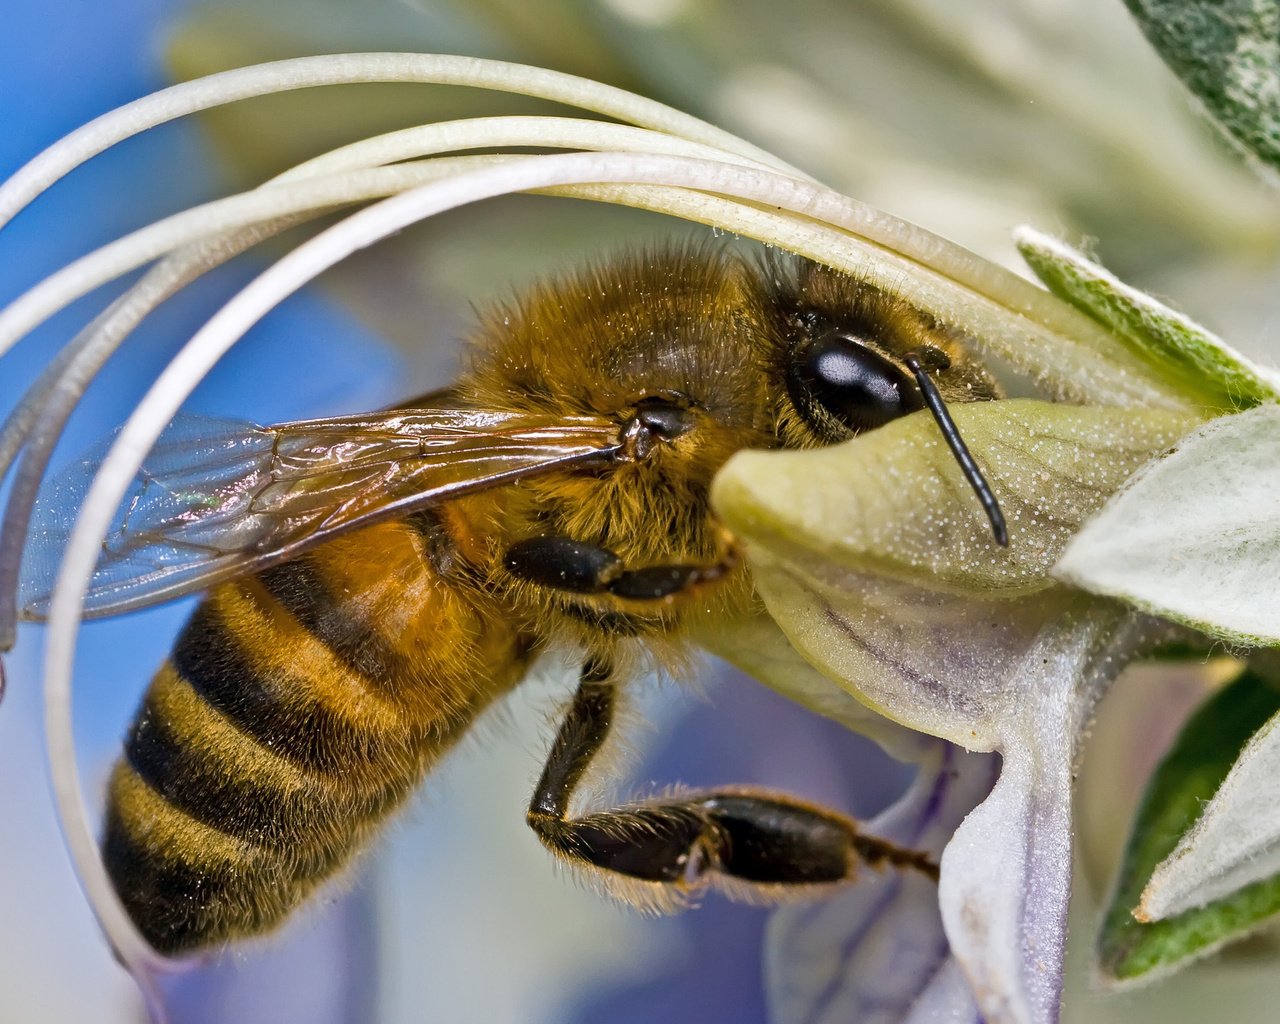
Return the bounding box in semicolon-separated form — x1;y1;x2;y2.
937;607;1141;1024
738;553;1084;749
1140;703;1280;921
742;553;1143;1022
766;744;998;1024
902;958;989;1024
1055;404;1280;646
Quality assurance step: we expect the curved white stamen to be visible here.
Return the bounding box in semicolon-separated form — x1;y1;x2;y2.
0;52;799;229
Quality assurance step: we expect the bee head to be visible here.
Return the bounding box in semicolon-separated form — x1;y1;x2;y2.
753;257;1000;449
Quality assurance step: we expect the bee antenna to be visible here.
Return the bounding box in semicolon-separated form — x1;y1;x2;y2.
902;352;1008;547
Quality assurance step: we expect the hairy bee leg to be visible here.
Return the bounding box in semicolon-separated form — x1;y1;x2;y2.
504;537;732;600
527;663;938;897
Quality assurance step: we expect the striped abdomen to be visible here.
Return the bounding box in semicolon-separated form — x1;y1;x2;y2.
103;513;529;953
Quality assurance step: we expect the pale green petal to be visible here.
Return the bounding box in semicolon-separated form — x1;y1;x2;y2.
1055;404;1280;647
712;400;1201;607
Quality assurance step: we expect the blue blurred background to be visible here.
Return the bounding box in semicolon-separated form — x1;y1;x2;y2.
0;3;398;1020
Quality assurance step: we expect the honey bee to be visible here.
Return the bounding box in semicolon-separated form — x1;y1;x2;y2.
22;242;1004;954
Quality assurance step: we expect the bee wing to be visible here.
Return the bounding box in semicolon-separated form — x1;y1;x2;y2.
21;408;621;619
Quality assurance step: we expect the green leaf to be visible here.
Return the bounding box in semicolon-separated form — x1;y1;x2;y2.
1123;0;1280;178
1016;227;1280;410
1055;403;1280;647
1099;667;1280;980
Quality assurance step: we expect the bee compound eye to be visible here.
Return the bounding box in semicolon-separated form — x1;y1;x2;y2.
796;331;921;433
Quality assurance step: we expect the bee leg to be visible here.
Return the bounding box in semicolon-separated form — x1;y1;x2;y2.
504;537;732;600
527;661;937;901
